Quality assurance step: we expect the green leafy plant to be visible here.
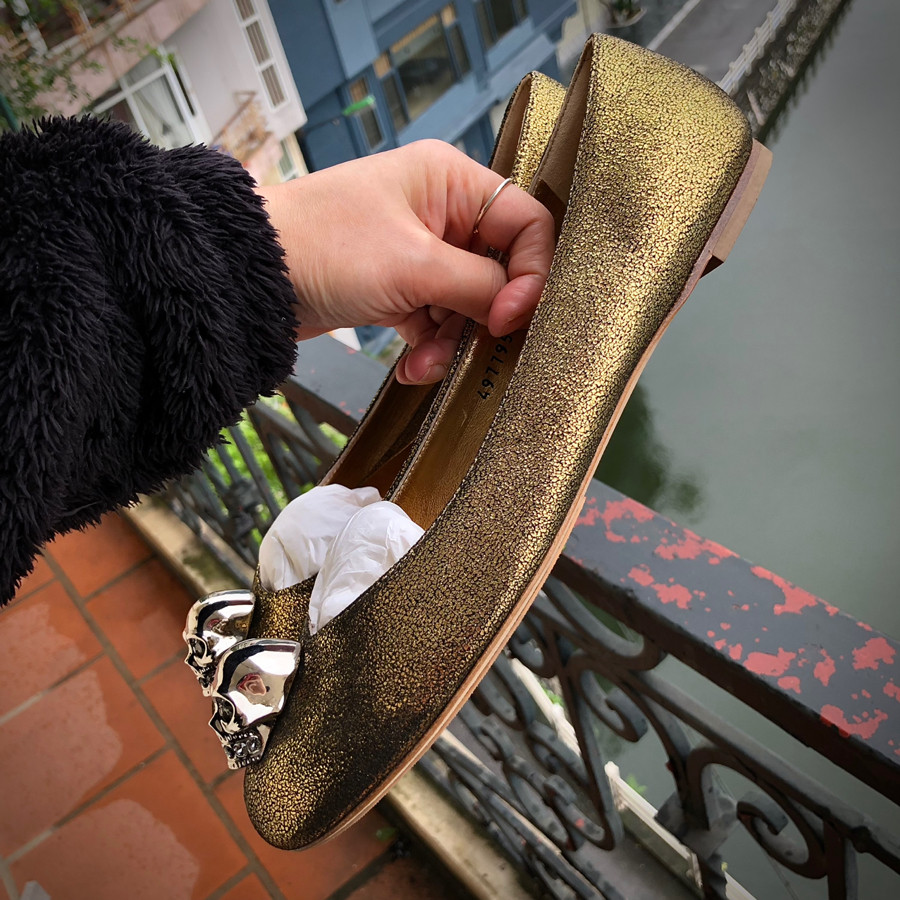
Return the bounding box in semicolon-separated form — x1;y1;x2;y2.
215;411;292;512
205;395;348;543
624;773;648;797
542;685;565;706
0;0;147;128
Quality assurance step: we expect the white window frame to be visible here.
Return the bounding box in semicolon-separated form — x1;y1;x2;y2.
93;49;207;147
233;0;289;111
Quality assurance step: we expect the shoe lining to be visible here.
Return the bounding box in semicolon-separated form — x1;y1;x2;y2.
324;379;440;495
532;50;591;239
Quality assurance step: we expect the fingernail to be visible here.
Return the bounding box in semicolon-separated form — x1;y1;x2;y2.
498;313;527;336
420;363;448;384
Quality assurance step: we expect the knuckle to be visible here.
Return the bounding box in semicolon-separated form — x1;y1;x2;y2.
435;139;469;171
394;231;442;299
406;228;438;268
407;138;454;161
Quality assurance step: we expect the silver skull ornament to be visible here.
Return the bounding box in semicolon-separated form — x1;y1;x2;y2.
183;590;255;695
208;638;302;769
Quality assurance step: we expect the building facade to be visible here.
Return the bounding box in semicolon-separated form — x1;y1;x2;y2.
1;0;308;184
269;0;576;171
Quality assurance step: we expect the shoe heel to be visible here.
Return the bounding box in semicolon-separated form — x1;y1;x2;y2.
703;140;773;275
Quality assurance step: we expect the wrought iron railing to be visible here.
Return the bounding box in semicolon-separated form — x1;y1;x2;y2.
165;336;900;899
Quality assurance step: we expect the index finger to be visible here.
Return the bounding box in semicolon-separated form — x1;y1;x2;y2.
405;143;555;334
472;183;555;335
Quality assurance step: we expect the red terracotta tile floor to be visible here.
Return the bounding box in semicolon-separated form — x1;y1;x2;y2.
0;514;470;900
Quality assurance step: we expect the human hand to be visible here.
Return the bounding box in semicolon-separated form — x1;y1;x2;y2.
256;140;554;384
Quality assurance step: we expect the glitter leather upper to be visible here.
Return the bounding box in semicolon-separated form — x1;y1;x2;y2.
245;36;752;850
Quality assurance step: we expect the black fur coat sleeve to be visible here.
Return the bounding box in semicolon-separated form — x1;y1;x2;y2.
0;117;299;604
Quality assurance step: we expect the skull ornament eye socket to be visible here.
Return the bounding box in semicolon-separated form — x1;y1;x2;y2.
186;636;211;666
210;696;239;738
185;636;216;692
183;590;255;695
208;638;302;769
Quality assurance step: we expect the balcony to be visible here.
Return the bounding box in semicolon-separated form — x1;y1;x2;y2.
3;334;896;897
1;0;131;58
0;0;892;892
0;514;462;898
0;0;212;114
211;90;284;182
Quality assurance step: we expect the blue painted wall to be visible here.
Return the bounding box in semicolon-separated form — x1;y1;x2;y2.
297;90;360;171
323;0;379;76
530;0;575;40
272;0;576;170
269;0;343;109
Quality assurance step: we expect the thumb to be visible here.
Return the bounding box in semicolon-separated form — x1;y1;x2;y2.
428;156;554;334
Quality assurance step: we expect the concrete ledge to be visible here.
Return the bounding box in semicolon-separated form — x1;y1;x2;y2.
122;496;532;900
389;767;535;900
123;495;251;596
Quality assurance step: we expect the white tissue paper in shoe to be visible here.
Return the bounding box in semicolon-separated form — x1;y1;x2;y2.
308;501;424;634
257;485;424;635
258;484;381;590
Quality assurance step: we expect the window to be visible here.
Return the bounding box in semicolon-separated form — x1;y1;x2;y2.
276;138;300;181
445;20;470;77
375;4;469;130
392;16;454;122
375;53;408;132
234;0;287;109
92;52;201;150
348;76;382;149
477;0;528;49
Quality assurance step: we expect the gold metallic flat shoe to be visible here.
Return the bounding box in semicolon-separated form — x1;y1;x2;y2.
184;73;566;767
243;33;770;851
236;72;567;841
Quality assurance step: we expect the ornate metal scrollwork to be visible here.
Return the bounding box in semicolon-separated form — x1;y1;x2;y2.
166;339;900;899
427;573;900;899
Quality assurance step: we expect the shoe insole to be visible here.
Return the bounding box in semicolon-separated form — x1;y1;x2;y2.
390;324;527;527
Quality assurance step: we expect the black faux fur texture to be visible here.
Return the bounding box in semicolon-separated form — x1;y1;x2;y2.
0;117;299;604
